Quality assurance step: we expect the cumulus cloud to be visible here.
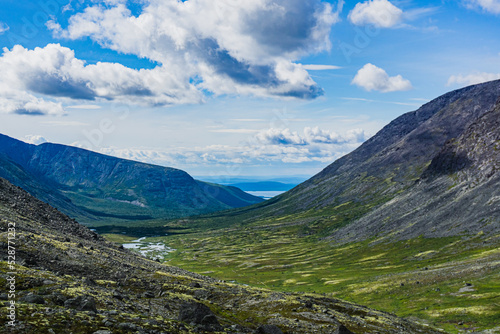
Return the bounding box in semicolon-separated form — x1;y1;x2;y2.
23;135;48;145
0;44;203;112
447;72;500;86
87;125;367;167
256;128;307;145
47;0;342;101
255;127;366;146
352;63;412;92
348;0;403;28
465;0;500;14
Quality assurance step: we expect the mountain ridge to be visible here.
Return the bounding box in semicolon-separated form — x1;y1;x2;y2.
184;80;500;242
0;134;263;224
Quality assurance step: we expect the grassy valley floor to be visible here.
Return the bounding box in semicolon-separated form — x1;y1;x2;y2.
104;225;500;334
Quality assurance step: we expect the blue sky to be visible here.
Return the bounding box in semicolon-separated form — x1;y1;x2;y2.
0;0;499;180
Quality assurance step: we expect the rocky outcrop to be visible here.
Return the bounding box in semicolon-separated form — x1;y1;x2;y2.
327;94;500;243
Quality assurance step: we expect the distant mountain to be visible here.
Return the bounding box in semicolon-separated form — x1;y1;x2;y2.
193;80;500;242
0;135;263;224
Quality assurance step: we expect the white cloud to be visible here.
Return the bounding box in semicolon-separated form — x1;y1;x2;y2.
88;125;368;167
302;64;342;70
0;22;9;34
255;126;366;146
0;43;203;115
47;0;342;101
66;104;102;109
352;63;413;92
465;0;500;14
447;72;500;86
256;128;307;145
348;0;403;28
23;135;48;145
0;88;65;116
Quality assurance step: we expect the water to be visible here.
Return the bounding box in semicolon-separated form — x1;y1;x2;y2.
122;237;175;261
246;190;286;199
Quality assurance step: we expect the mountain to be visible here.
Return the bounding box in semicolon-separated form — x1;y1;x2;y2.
330;101;500;243
0;135;263;225
188;80;500;241
0;177;440;334
158;80;500;333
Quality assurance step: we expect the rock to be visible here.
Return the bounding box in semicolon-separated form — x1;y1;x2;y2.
112;290;124;300
49;293;67;306
142;291;155;298
194;289;210;300
190;282;202;288
93;331;112;334
117;322;139;331
255;324;284;334
334;324;354;334
19;294;45;305
64;295;97;313
201;314;219;326
178;301;221;330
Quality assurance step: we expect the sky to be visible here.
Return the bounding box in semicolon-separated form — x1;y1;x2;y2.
0;0;499;181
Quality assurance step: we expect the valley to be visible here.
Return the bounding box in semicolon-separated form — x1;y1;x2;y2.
2;80;500;333
97;80;500;333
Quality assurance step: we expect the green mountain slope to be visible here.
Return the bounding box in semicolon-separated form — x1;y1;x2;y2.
0;177;441;334
0;135;263;225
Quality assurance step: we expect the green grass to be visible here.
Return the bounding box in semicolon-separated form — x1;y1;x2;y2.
108;228;500;334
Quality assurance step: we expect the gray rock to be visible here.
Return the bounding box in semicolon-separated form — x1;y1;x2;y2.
19;294;45;305
64;295;97;313
334;324;354;334
142;291;155;298
117;322;139;331
189;282;202;288
178;301;221;330
255;325;284;334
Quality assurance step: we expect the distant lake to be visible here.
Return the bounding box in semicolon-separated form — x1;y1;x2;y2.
246;190;286;199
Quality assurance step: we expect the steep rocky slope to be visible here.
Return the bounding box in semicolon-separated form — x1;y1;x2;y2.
0;177;440;334
266;79;500;214
0;135;263;224
329;100;500;243
187;80;500;242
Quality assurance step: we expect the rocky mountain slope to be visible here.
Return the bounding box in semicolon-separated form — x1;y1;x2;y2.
0;135;263;225
331;101;500;243
188;80;500;242
0;177;441;333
